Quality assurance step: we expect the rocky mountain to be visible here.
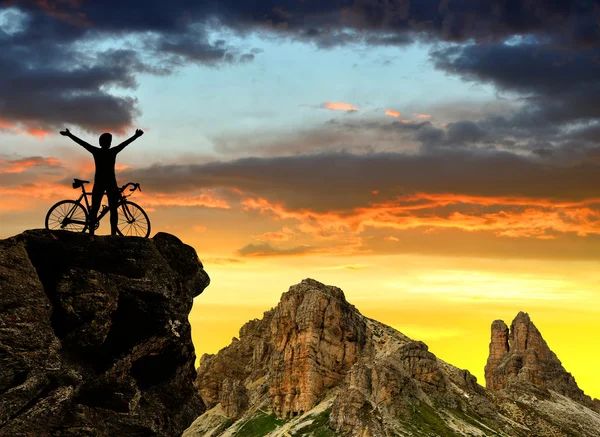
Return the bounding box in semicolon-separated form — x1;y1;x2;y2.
185;278;600;437
0;229;209;436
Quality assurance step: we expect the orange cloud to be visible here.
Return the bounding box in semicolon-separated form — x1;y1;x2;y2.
193;225;207;232
24;127;51;139
323;102;358;111
385;109;401;118
0;183;74;211
0;119;53;139
240;192;600;246
413;113;431;119
203;257;245;265
136;192;231;209
115;164;132;172
0;157;61;174
252;226;296;241
0;119;16;130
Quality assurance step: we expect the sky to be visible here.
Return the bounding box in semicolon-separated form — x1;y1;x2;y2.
1;0;600;399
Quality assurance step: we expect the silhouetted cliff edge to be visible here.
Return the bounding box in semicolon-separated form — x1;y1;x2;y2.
0;229;209;436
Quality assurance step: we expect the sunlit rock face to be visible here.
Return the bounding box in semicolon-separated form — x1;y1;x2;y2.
0;229;209;437
196;278;368;419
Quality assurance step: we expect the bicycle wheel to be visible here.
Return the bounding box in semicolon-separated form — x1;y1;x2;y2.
45;200;88;232
117;201;150;238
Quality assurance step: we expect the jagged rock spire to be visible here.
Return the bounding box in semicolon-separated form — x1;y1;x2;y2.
485;311;595;409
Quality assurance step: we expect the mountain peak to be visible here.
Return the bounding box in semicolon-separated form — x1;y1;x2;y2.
197;278;366;421
513;310;531;323
485;312;596;408
286;277;348;301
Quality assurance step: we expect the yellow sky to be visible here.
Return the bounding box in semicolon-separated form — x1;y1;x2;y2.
189;250;600;400
1;154;599;402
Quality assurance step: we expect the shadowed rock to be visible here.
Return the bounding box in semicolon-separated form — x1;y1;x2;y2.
0;229;209;436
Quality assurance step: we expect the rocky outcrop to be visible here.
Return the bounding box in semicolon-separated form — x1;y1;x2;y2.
188;280;600;437
196;278;367;419
0;229;209;436
485;312;598;410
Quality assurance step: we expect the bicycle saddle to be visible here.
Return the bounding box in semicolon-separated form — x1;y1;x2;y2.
72;178;90;189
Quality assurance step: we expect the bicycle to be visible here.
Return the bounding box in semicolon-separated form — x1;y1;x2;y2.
45;178;151;238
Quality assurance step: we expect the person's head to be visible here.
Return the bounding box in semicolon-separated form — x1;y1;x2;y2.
99;133;112;149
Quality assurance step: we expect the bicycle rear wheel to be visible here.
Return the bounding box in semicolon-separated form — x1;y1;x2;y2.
45;200;88;232
117;201;150;238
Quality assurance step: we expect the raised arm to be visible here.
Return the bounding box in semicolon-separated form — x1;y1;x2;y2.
112;129;144;154
59;128;96;153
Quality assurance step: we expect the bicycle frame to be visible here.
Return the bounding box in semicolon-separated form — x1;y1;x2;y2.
61;184;136;229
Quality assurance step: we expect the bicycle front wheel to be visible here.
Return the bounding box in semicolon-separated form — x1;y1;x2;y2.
45;200;88;232
117;201;150;238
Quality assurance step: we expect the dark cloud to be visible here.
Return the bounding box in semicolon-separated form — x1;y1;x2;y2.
9;0;600;46
0;2;256;132
432;42;600;133
122;149;600;212
237;242;313;257
2;0;600;133
414;120;491;151
0;41;140;133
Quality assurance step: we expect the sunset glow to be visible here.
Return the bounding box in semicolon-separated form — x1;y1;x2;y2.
2;0;600;402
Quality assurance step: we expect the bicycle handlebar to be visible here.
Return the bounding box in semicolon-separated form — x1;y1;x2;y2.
120;182;142;193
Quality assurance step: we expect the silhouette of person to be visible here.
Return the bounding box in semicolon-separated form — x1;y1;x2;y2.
60;128;144;236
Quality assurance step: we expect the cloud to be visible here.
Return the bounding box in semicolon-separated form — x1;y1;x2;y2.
122;149;600;211
252;226;296;242
117;147;600;253
0;156;61;174
430;43;600;139
0;40;142;133
13;0;600;50
4;0;599;133
321;102;359;112
319;264;370;271
239;192;600;241
136;192;231;209
385;109;401;118
0;4;255;134
237;242;314;257
204;257;245;265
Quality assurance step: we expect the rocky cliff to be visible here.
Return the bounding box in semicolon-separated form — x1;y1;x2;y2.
185;278;600;437
0;229;209;436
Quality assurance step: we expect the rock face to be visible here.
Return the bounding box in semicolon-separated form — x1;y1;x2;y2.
196;279;367;419
0;229;209;437
186;279;600;437
485;311;596;409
